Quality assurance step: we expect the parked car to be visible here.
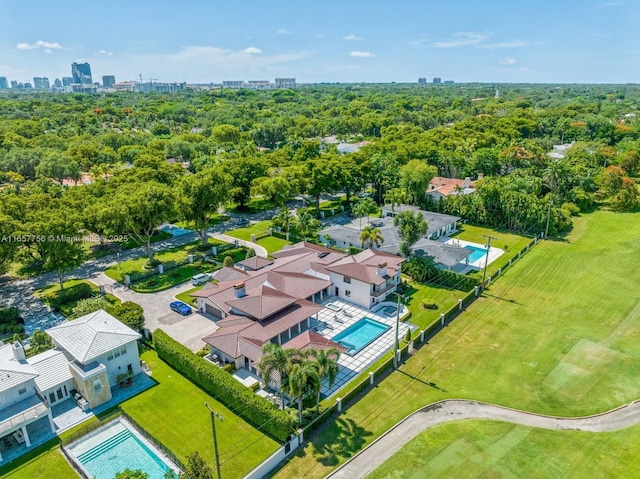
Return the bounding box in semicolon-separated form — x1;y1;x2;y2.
170;301;192;316
191;273;211;286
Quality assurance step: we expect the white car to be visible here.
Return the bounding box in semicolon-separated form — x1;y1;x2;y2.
191;273;211;286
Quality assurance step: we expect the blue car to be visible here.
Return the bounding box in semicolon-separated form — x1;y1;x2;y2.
170;301;192;316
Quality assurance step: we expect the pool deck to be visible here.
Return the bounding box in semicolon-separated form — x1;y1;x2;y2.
313;298;412;398
440;237;504;272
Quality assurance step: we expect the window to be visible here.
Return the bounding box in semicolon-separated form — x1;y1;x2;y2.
343;276;351;284
114;349;121;358
93;379;102;392
18;387;27;396
107;351;114;361
345;290;351;297
120;345;127;355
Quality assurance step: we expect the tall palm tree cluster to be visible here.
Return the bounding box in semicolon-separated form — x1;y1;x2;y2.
258;343;340;424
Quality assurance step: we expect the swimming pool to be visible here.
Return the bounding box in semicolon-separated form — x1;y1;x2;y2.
464;245;488;263
67;419;176;479
332;317;390;356
160;224;192;236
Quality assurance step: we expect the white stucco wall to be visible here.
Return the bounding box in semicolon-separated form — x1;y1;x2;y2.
91;340;142;387
0;379;36;411
329;272;372;309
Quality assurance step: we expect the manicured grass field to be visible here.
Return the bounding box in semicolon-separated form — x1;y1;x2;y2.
274;210;640;478
122;350;279;479
0;442;77;479
226;220;291;253
370;419;640;479
175;285;204;306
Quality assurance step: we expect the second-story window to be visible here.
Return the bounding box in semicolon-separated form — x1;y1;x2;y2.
343;276;351;284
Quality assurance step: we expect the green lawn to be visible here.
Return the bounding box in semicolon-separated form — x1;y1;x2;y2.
400;278;462;330
175;285;204;306
225;220;273;241
370;419;640;479
0;441;77;479
121;350;279;479
274;210;640;478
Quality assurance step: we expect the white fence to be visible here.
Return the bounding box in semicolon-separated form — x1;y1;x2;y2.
244;434;300;479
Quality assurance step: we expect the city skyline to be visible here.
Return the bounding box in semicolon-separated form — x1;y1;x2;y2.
0;0;638;84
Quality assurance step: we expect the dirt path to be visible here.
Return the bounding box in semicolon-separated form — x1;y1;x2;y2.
327;399;640;479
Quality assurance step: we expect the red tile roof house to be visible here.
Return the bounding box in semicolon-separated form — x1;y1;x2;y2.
426;175;482;202
196;242;404;383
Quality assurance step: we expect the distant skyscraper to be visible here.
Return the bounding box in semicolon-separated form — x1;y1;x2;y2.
275;78;296;89
10;80;18;89
62;76;73;86
102;75;116;88
24;82;33;89
433;77;442;84
33;77;49;90
0;77;8;89
418;77;427;84
71;62;92;84
53;78;62;88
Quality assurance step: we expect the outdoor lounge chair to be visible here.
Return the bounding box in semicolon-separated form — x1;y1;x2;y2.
333;315;344;324
342;310;353;318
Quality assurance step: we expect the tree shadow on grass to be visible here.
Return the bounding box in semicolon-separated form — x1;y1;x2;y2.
312;417;374;467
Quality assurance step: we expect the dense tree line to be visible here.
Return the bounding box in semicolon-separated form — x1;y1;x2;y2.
0;84;638;276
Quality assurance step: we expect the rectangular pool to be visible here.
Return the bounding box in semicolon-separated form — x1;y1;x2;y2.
67;419;176;479
464;245;488;263
332;317;390;356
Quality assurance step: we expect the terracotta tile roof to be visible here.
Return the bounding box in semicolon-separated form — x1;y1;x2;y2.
226;285;297;320
325;249;404;285
237;256;274;271
282;331;347;353
427;177;476;197
212;267;250;282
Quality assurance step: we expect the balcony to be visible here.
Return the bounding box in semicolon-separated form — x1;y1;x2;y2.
370;282;397;298
0;394;49;437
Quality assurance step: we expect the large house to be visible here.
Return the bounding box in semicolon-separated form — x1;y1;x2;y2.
318;206;470;269
426;176;481;202
0;310;141;462
198;243;404;372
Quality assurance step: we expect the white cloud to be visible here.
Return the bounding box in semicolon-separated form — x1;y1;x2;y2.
96;49;114;56
16;40;62;50
277;28;292;34
344;34;364;41
350;51;376;58
481;40;541;49
243;46;262;54
433;32;487;48
499;57;517;65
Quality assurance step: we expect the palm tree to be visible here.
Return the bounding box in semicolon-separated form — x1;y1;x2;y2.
542;160;567;193
294;210;320;239
306;348;340;413
359;225;384;249
272;206;294;233
257;343;295;409
288;360;320;425
352;197;377;230
384;188;409;212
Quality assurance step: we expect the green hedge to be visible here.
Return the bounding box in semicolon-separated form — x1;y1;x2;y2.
47;283;94;310
434;270;480;292
153;330;293;442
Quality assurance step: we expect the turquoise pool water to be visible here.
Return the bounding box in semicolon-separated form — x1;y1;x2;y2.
75;427;171;479
464;245;488;263
161;224;192;236
332;317;390;355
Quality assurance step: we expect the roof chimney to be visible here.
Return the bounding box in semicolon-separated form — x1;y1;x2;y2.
234;282;246;298
463;177;471;189
377;261;388;277
13;341;26;362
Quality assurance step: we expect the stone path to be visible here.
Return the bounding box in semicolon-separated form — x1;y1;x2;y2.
210;233;268;258
327;399;640;479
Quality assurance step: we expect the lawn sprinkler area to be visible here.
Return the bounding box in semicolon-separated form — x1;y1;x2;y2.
313;298;411;398
443;237;504;269
65;418;180;479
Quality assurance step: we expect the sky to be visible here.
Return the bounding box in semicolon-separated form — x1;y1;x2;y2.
0;0;638;85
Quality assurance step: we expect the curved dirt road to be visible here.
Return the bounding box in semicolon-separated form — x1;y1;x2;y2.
327;399;640;479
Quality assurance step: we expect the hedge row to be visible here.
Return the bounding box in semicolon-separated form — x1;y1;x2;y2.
153;329;293;442
434;270;480;292
48;283;94;310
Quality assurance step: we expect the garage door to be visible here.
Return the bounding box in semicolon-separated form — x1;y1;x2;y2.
205;304;222;318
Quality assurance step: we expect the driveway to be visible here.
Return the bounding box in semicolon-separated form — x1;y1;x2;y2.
90;272;218;352
327;398;640;479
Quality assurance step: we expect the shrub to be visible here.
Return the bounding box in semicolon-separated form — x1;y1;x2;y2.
562;202;581;217
71;296;112;319
222;363;236;373
48;283;94;310
153;330;293;441
245;248;256;259
0;307;21;324
108;302;145;331
404;328;412;342
223;256;234;267
421;301;438;310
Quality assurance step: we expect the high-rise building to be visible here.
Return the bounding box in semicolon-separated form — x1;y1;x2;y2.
102;75;116;88
71;62;92;84
433;77;442;84
275;78;296;89
0;77;8;89
10;80;18;89
33;77;50;90
53;78;62;88
418;77;427;84
23;82;33;89
62;77;73;86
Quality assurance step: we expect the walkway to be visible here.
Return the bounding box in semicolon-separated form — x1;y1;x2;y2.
210;233;268;258
327;399;640;478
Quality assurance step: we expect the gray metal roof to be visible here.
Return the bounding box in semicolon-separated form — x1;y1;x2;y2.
47;310;141;364
0;344;37;393
28;350;72;393
376;239;472;268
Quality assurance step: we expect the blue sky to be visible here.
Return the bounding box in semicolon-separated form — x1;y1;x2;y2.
0;0;637;84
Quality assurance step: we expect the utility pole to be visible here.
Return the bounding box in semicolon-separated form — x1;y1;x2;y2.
393;292;403;369
481;234;497;290
544;198;554;239
205;402;224;479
